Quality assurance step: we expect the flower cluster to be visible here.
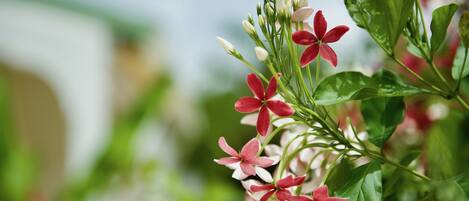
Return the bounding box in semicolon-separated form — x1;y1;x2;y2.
214;1;352;200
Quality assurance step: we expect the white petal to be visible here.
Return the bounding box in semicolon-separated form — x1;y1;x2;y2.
255;167;273;183
264;144;282;157
269;156;280;165
232;166;248;180
242;179;263;191
226;161;240;170
241;113;259;126
272;117;295;128
292;7;313;22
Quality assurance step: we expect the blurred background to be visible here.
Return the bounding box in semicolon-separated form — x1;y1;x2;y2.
0;0;468;201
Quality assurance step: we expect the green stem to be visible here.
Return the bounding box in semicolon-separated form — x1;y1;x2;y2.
316;57;321;86
456;95;469;110
238;58;269;82
392;57;446;95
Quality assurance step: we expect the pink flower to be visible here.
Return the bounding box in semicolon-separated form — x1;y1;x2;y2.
214;137;274;181
235;74;295;136
290;186;348;201
250;175;306;201
292;10;349;67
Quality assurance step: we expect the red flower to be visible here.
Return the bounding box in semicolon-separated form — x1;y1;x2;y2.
292;10;349;67
290;186;348;201
215;137;274;180
235;74;294;136
251;175;306;201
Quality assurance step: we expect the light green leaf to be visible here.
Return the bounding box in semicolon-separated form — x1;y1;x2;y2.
314;70;426;105
451;46;469;80
336;161;383;201
430;4;459;54
434;179;469;201
361;97;405;148
344;0;414;54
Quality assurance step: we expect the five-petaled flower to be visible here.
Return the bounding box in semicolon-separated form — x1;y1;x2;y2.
235;73;295;136
292;10;349;67
290;185;348;201
250;175;306;201
214;137;275;181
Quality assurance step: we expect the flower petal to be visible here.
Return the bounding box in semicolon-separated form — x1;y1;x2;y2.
314;10;327;39
267;100;294;117
218;137;238;157
235;97;262;113
257;106;271;136
240;162;256;176
277;175;305;188
247;73;265;99
260;190;275;201
292;31;317;45
265;76;278;99
290;196;313;201
292;7;314;22
240;138;260;159
251;184;275;192
323;25;349;43
241;113;259;126
276;189;293;201
232;166;249;180
255;167;273;183
250;156;274;167
214;157;240;165
313;186;329;201
300;44;319;67
319;44;338;67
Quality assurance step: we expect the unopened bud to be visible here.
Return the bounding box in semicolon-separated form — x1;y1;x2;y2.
459;11;469;48
257;3;262;16
254;47;269;61
216;36;234;54
258;15;265;27
266;3;274;17
242;20;256;34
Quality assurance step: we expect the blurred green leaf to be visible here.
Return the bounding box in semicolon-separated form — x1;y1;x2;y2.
433;179;468;201
325;158;353;193
459;11;469;48
336;161;383;201
451;46;469;80
344;0;414;54
361;97;405;148
430;4;458;55
383;151;420;197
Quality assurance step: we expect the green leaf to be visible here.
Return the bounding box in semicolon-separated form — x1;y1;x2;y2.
430;4;459;55
325;159;354;192
344;0;414;54
361;97;405;148
336;161;383;201
314;70;426;105
383;151;420;197
451;46;469;80
459;11;469;48
454;174;469;198
434;179;469;201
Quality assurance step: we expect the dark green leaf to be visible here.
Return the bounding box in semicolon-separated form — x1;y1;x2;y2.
314;70;426;105
361;97;405;148
430;4;459;54
325;159;354;192
451;46;469;80
336;161;383;201
344;0;414;54
454;174;469;198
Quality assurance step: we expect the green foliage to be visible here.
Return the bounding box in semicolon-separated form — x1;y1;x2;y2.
336;161;383;201
361;97;405;148
314;70;425;105
460;11;469;49
430;4;458;55
383;151;420;198
452;46;469;80
344;0;414;54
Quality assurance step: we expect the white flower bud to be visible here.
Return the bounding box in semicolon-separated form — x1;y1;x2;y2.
254;46;269;61
216;36;234;53
258;15;265;27
242;20;256;34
